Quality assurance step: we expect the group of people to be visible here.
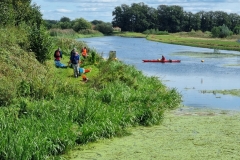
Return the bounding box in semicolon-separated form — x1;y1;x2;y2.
54;47;90;82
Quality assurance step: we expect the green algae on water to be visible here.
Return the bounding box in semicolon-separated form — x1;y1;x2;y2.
66;107;240;160
172;51;240;58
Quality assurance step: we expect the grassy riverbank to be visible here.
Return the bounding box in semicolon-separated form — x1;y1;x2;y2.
113;31;240;51
0;27;181;159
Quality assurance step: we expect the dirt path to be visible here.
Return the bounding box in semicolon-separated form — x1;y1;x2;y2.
66;107;240;160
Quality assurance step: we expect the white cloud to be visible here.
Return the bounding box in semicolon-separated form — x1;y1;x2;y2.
34;0;240;22
56;9;72;13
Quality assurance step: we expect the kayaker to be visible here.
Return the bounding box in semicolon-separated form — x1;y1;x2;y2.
161;55;166;61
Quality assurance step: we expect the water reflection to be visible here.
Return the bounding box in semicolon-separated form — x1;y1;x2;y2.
79;36;240;111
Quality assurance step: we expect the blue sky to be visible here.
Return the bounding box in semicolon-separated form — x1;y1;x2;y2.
31;0;240;22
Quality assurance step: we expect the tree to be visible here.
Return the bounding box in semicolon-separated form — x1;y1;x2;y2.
28;24;53;63
59;22;72;29
219;24;232;38
213;11;231;28
0;0;43;27
60;16;71;22
72;18;92;32
233;26;240;34
157;5;184;32
229;13;240;31
192;13;201;31
94;23;113;34
211;24;232;38
182;11;194;32
112;4;132;31
91;20;104;25
211;26;220;37
146;7;158;30
130;3;151;32
44;20;59;29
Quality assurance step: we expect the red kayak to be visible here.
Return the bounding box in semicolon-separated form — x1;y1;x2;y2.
142;59;181;63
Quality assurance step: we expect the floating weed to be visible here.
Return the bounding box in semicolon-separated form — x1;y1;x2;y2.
200;89;240;97
172;51;240;58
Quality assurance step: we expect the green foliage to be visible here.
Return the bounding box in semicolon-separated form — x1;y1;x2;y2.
219;24;233;38
143;29;169;35
233;26;240;35
211;24;232;38
28;24;53;63
112;3;240;34
0;1;15;25
78;29;100;35
72;18;92;32
91;20;104;25
44;19;59;29
94;23;113;34
0;100;77;159
211;26;220;38
60;16;71;22
49;28;78;37
59;21;72;29
0;1;43;27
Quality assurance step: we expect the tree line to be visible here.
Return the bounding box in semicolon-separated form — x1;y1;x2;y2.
45;17;113;35
112;2;240;35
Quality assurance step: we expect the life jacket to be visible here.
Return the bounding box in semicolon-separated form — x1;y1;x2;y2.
82;48;87;56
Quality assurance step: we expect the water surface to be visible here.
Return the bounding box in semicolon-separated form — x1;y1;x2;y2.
79;36;240;111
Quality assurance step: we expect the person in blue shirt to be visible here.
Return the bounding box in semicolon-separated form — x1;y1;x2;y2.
70;50;80;78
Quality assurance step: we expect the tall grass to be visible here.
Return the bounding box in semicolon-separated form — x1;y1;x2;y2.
0;59;182;159
48;28;103;39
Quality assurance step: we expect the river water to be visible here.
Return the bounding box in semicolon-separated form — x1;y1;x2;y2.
79;36;240;111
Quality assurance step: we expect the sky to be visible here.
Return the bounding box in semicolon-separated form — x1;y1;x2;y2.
31;0;240;22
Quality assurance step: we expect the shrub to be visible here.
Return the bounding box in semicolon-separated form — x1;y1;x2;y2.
211;24;232;38
94;23;113;35
28;24;53;63
233;26;240;35
143;29;168;35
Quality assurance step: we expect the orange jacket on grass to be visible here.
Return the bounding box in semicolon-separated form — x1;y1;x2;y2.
82;74;88;81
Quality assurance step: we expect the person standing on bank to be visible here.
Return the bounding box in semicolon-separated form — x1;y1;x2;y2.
81;47;88;59
70;49;80;78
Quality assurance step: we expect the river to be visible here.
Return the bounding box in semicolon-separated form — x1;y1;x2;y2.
79;36;240;111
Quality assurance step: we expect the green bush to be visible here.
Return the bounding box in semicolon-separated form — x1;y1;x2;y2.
28;24;53;63
94;23;113;35
233;26;240;35
211;24;232;38
143;29;168;35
